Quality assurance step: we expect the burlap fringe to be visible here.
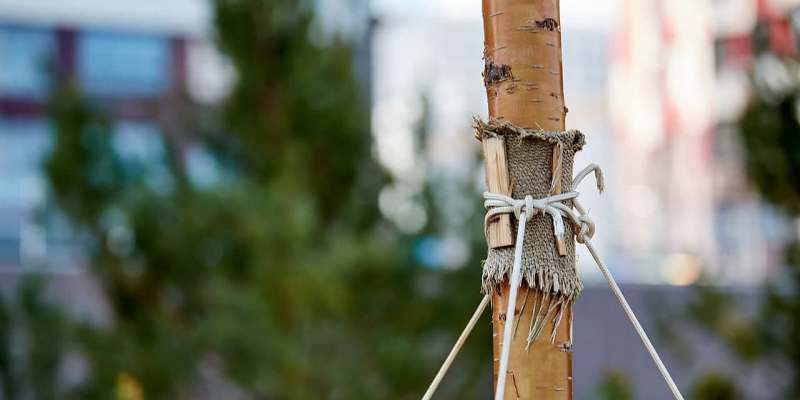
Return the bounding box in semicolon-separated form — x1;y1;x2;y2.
475;116;584;345
481;261;582;304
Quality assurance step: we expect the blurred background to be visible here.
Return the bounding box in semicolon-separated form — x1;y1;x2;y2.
1;0;800;398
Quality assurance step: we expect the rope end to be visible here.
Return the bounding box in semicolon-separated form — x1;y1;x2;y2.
555;237;567;256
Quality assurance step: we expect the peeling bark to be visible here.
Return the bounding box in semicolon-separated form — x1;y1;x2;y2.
484;60;513;87
536;17;559;31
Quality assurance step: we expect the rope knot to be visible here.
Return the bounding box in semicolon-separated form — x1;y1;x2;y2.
482;164;604;255
511;195;538;221
576;214;595;243
529;196;548;214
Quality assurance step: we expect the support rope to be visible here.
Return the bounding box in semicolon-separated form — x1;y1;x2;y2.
582;238;684;400
421;294;490;400
421;164;684;400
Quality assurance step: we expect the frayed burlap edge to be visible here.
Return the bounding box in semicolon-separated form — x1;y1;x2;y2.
480;260;583;303
473;116;586;151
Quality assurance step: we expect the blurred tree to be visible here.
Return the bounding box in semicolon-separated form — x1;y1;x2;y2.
11;0;492;399
739;77;800;215
592;370;633;400
690;373;740;400
0;278;71;399
683;17;800;400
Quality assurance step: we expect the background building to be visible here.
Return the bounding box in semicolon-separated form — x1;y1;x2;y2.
0;0;372;274
0;0;210;272
610;0;797;287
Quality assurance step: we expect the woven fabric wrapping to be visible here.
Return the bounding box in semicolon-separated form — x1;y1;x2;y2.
476;118;585;303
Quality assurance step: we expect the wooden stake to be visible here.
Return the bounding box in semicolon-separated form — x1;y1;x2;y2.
484;136;514;248
552;144;567;256
482;0;573;398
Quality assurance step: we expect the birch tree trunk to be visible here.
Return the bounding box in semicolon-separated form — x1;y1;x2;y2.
481;0;573;398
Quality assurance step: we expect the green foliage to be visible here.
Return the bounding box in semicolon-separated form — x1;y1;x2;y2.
739;92;800;215
213;0;371;222
685;286;761;362
690;373;740;400
9;0;491;399
0;291;18;400
760;241;800;393
46;86;122;227
733;62;800;398
0;278;70;400
592;370;633;400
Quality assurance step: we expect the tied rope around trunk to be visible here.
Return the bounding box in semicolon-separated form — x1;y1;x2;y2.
422;164;685;400
483;162;600;248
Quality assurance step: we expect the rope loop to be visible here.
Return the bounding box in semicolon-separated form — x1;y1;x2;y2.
576;214;595;243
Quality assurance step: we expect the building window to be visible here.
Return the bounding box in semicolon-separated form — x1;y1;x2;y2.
0;26;55;98
112;121;174;193
0;118;86;271
0;118;50;268
78;31;170;97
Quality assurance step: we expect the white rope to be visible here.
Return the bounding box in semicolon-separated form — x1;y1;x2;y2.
421;164;684;400
484;192;575;246
421;294;490;400
582;238;684;400
494;206;528;400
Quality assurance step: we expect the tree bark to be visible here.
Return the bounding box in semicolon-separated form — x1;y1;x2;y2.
481;0;572;398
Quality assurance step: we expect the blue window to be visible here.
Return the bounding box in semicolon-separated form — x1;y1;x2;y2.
0;118;87;270
78;31;170;97
112;122;174;193
0;119;51;267
0;26;55;97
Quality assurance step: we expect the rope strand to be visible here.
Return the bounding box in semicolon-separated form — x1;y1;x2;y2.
494;210;528;400
421;294;490;400
583;238;684;400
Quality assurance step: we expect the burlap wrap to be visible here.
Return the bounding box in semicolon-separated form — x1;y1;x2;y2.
476;118;585;303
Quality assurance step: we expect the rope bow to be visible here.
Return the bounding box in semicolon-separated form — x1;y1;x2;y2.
483;163;604;251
